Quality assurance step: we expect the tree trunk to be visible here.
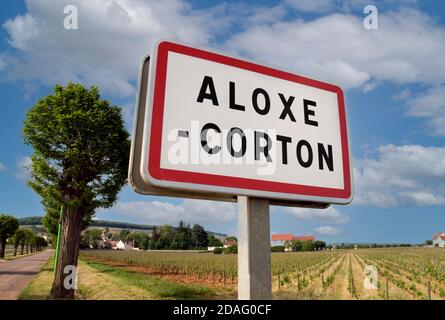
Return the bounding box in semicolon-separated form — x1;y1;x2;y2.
26;244;29;254
0;238;5;258
13;244;18;256
51;207;83;299
20;244;24;255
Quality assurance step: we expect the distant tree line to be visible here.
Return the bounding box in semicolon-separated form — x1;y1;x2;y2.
0;214;48;258
328;243;414;249
79;220;224;250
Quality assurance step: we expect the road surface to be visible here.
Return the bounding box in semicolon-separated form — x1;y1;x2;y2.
0;249;53;300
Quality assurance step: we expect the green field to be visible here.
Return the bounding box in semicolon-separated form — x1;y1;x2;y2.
21;247;445;300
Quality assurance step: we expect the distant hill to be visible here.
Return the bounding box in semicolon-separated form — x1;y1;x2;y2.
18;216;227;239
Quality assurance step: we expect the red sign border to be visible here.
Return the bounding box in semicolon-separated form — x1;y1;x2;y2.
147;41;352;201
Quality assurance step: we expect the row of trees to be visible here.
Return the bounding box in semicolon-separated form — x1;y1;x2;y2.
0;214;48;258
289;240;327;252
331;243;413;249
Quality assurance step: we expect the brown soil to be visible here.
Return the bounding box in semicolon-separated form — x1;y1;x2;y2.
83;256;237;291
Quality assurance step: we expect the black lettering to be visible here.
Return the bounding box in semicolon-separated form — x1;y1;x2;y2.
200;123;221;155
255;131;272;162
276;135;292;164
278;93;296;122
252;88;270;115
318;143;334;171
227;127;246;158
229;81;245;111
196;76;219;106
296;140;313;168
303;99;318;126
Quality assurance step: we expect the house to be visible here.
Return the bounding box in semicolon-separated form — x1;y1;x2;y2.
432;232;445;247
114;240;134;251
271;234;316;251
223;240;237;248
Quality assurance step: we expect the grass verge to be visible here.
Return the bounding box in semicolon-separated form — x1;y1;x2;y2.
19;256;218;300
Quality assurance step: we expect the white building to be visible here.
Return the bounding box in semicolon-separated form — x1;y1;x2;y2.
432;232;445;247
115;240;134;251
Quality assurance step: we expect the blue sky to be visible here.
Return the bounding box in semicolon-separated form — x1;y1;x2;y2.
1;0;445;244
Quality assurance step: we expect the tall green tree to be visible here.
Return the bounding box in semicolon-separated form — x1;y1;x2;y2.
0;214;19;258
119;229;130;241
171;220;192;250
12;229;26;256
23;83;130;299
191;224;208;249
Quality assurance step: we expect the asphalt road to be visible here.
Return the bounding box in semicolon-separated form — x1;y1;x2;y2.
0;249;53;300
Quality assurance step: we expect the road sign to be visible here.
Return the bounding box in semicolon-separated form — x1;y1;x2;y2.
130;40;353;205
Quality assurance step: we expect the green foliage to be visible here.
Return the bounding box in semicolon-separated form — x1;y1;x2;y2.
119;229;130;241
191;224;208;249
208;235;223;247
223;245;237;254
22;82;130;230
213;247;223;254
170;221;192;250
0;214;19;240
0;214;19;258
271;245;285;252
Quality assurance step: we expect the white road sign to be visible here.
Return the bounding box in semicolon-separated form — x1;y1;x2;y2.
132;40;353;205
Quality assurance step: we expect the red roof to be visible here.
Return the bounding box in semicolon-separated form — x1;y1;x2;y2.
272;234;294;241
293;235;315;241
272;234;315;241
433;232;445;240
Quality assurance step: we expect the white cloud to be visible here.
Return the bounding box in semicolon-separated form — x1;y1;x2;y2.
226;8;445;90
285;206;349;224
0;162;6;171
1;0;231;97
15;156;32;180
405;86;445;136
315;225;340;235
354;144;445;207
2;2;443;98
105;198;236;226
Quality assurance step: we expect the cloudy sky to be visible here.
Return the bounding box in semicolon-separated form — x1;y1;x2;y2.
1;0;445;243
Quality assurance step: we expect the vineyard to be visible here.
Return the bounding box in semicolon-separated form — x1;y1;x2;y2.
81;247;445;300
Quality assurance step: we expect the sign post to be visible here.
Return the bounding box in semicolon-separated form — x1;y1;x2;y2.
129;40;353;300
238;196;271;299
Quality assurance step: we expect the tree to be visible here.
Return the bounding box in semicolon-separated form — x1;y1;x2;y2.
301;240;315;251
23;229;35;254
0;214;19;258
171;221;192;250
12;229;26;256
119;229;130;241
81;229;102;249
191;224;208;249
140;233;150;250
208;235;222;247
23;83;130;299
158;225;174;249
313;240;326;250
291;240;303;252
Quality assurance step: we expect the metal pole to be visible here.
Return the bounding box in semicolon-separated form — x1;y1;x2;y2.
237;196;271;300
53;206;64;274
